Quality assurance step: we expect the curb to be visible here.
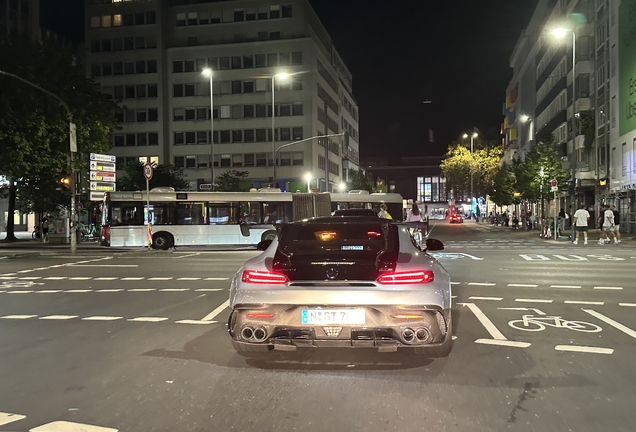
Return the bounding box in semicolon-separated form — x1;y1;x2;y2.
0;252;41;259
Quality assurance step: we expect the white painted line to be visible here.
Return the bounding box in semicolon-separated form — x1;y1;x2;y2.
44;277;67;280
564;300;604;305
204;277;229;281
582;309;636;339
128;317;169;322
451;295;458;299
515;298;553;303
593;286;623;290
17;270;34;273
467;282;496;286
551;285;581;289
7;290;33;294
96;289;124;293
0;412;26;426
452;335;457;340
0;277;18;280
159;288;189;292
195;288;223;292
128;288;156;292
121;277;144;281
475;339;531;348
468;296;503;301
71;264;137;267
554;345;613;355
202;299;230;321
20;277;42;280
508;284;539;288
175;320;218;325
450;281;460;285
64;290;93;293
40;315;78;320
149;277;173;281
174;253;200;259
36;290;63;294
69;277;92;280
178;277;201;281
82;316;123;321
619;303;636;307
0;315;37;319
94;277;118;281
458;303;507;340
31;420;118;432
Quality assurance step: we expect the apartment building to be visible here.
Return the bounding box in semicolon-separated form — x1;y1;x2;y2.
0;0;39;40
85;0;360;192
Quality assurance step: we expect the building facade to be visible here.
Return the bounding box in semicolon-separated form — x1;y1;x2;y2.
0;0;39;40
85;0;359;193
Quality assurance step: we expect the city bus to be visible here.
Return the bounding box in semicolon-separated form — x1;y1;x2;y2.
100;188;403;249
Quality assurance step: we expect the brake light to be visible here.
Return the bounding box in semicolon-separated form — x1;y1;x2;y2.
241;270;288;284
246;313;274;319
367;231;381;238
392;314;425;319
319;231;337;241
376;270;434;284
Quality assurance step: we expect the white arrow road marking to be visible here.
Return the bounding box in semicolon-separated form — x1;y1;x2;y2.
0;412;26;426
459;253;484;260
582;309;636;339
202;299;230;321
498;307;546;316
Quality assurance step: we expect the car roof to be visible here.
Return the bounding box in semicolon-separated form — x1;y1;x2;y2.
290;216;387;225
333;209;377;216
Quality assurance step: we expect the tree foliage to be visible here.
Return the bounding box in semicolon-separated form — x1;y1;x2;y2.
347;168;375;192
118;161;190;191
0;35;120;239
215;169;251;192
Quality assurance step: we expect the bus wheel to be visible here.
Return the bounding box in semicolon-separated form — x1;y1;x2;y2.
152;232;174;250
261;231;277;242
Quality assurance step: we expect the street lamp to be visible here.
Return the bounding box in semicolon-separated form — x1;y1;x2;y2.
462;131;479;218
552;27;577;208
540;166;545;219
519;115;534;145
202;68;214;190
338;182;346;193
271;73;290;188
305;172;312;193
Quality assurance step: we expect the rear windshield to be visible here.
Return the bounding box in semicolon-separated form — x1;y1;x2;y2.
278;223;390;253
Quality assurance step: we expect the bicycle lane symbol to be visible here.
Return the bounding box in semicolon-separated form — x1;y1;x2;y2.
498;307;602;333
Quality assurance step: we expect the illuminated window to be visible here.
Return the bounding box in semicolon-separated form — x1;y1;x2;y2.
113;14;122;26
101;15;112;27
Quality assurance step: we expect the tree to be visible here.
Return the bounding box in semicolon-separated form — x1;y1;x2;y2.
347;168;374;192
118;161;190;191
214;169;251;192
0;35;120;240
489;162;518;207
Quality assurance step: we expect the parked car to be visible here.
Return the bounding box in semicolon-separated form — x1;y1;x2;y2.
227;217;453;358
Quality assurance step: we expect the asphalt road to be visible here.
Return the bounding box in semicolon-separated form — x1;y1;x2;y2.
1;222;635;431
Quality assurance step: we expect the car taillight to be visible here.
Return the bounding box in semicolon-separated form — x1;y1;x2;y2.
376;270;434;284
246;313;274;319
241;270;288;284
392;314;425;319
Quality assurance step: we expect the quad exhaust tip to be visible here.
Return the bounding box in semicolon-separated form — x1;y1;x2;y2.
240;326;268;342
402;328;415;343
253;327;267;341
416;328;431;343
241;327;254;340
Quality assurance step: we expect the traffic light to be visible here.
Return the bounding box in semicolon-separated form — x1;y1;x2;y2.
58;173;72;194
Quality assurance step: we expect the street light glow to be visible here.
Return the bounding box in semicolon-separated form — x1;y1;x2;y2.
520;114;530;122
472;132;478;138
462;133;468;139
305;173;312;181
338;182;346;192
276;73;289;80
552;28;568;38
201;68;212;77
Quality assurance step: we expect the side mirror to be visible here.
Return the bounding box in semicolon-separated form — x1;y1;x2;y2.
425;238;444;251
256;239;273;251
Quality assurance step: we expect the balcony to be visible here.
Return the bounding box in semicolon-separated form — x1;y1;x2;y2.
342;144;359;164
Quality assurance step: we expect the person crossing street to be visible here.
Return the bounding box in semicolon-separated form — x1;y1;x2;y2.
572;204;590;245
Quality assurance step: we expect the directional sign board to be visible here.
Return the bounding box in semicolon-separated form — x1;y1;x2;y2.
90;191;105;201
199;183;212;190
90;181;116;192
90;171;116;182
89;161;116;172
550;179;558;192
90;153;116;163
90;154;116;200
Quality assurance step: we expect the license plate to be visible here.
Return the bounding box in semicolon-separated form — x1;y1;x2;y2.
301;309;365;325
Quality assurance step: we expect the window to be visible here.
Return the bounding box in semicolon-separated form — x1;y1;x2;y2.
220;57;230;70
232;155;243;167
148;84;158;97
282;4;292;17
114;135;125;147
101;15;112;27
279;103;291;116
258;6;268;20
174;156;185;168
137;133;148;146
220;106;230;119
90;16;100;28
270;31;281;40
185;60;195;72
280;152;291;166
186;156;196;168
147;11;156;24
244;105;254;118
244;130;255;142
197;131;207;144
135;37;145;49
280;128;291;141
173;61;184;73
113;38;123;51
292;102;303;116
174;84;184;97
147;60;157;73
244;154;255;166
91;64;101;78
270;5;280;18
220;131;231;143
174;108;185;121
185;84;195;96
111;61;122;75
256;153;267;166
232;81;242;94
232;130;243;143
186;132;196;145
279;52;290;66
243;55;254;68
188;12;198;25
174;132;184;145
148;109;159;122
255;78;268;91
292;151;303;166
125;86;135;99
219;81;231;94
91;40;100;52
256;129;267;142
136;61;146;74
114;86;124;100
122;13;133;26
126;133;136;146
231;56;242;69
176;13;186;26
197;108;208;120
149;133;158;146
185;108;195;121
267;53;278;67
231;105;243;119
293;127;303;140
246;8;256;21
292;76;302;91
243;80;254;93
291;51;302;65
136;110;147;122
102;63;112;75
234;8;244;22
135;12;145;25
258;31;268;41
124;37;134;50
255;104;267;118
255;54;266;68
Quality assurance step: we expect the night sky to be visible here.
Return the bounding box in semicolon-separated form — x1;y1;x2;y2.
41;0;539;160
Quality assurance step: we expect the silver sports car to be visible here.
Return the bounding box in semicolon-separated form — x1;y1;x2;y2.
227;216;452;357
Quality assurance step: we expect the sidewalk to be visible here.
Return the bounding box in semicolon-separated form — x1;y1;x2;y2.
0;231;110;257
481;222;636;245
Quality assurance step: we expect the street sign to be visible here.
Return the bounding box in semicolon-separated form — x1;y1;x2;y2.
199;183;212;190
89;171;116;182
70;122;77;153
550;179;558;192
89;161;116;172
75;202;84;212
90;181;116;192
143;162;153;180
90;191;105;202
90;153;116;163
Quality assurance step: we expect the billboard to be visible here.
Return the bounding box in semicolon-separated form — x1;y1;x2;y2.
619;0;636;135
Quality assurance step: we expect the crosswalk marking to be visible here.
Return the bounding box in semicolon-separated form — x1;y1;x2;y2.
31;420;118;432
0;411;26;426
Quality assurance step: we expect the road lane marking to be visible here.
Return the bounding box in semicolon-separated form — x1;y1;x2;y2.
175;320;218;325
582;309;636;339
82;316;123;321
36;290;62;293
499;307;546;315
0;277;18;280
551;285;581;289
458;303;507;340
554;345;613;355
450;282;460;285
204;277;229;281
159;288;189;292
0;315;36;319
96;289;124;293
0;412;26;426
69;277;92;280
128;288;156;292
515;298;553;303
121;277;144;280
619;303;636;307
31;420;118;432
149;277;173;281
40;315;78;320
202;299;230;321
94;277;118;281
128;317;169;322
70;264;137;267
475;339;531;348
20;277;41;280
467;282;497;286
508;284;539;288
468;296;502;301
177;277;201;280
195;288;223;292
593;286;623;290
7;290;33;294
174;253;200;259
64;290;93;293
564;300;604;305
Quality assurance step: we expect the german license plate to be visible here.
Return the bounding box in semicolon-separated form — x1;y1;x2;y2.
301;309;365;325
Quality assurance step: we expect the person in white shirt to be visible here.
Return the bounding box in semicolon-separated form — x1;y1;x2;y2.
599;204;618;245
572;204;590;245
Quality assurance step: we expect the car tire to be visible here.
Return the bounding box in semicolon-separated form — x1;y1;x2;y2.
261;230;277;242
152;232;174;250
412;314;453;358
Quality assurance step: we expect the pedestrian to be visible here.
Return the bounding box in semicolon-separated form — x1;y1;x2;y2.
558;208;566;233
572;204;590;245
599;204;618;245
404;203;422;222
378;204;393;220
41;213;50;243
610;205;621;243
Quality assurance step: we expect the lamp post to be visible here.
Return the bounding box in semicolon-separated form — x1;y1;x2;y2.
305;173;312;193
0;69;78;253
540;166;545;219
552;27;577;209
271;73;289;188
462;131;479;219
202;68;214;190
338;182;346;193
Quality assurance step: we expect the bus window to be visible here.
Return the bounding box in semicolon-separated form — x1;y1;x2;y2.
110;202;144;226
208;204;239;225
152;203;177;225
263;202;292;223
176;202;206;225
239;202;263;224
